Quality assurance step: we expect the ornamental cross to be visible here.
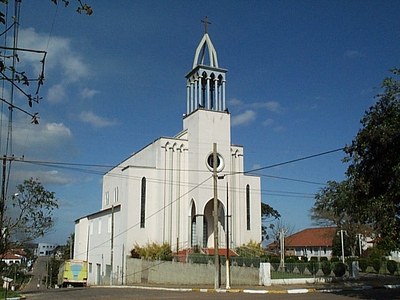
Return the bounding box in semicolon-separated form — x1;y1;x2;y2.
201;16;211;33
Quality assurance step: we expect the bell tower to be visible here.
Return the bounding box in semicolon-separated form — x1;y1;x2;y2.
185;18;228;115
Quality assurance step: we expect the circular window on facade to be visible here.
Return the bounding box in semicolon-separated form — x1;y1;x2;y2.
206;153;225;172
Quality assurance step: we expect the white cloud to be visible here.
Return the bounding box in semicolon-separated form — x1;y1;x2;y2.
252;101;281;112
262;118;274;127
12;120;72;149
231;110;256;126
80;88;100;99
17;28;90;103
12;169;74;186
79;111;117;128
228;98;244;107
344;50;364;59
46;84;66;103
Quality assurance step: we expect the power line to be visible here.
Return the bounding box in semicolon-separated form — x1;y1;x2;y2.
244;147;345;174
255;174;325;186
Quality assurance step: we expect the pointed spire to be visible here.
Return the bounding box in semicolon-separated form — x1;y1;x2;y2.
186;21;227;115
193;17;219;68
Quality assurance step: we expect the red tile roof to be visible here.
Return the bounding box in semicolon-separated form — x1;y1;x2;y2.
1;252;22;260
203;248;237;256
285;227;337;247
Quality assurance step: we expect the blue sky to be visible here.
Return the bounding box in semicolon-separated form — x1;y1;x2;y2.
2;0;399;245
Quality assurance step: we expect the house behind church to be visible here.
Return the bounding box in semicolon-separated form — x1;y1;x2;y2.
269;227;337;260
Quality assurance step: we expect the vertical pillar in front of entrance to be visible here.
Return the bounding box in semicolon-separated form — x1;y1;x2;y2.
196;215;204;248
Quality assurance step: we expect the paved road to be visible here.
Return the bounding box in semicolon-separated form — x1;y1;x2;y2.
23;256;50;292
20;286;400;300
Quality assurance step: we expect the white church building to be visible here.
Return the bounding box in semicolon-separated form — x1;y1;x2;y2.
73;30;262;285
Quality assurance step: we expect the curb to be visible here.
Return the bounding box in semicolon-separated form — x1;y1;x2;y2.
93;283;400;294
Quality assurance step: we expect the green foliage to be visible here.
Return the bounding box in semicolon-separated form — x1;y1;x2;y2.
333;262;346;277
269;256;280;264
331;231;352;257
296;261;306;274
358;258;368;272
330;256;339;263
235;240;265;257
48;258;62;287
285;256;297;263
321;261;332;276
320;257;328;262
0;288;20;298
363;246;387;260
345;69;400;251
1;178;58;255
311;69;400;253
307;261;318;275
371;258;382;273
261;202;280;241
386;260;398;275
131;242;172;261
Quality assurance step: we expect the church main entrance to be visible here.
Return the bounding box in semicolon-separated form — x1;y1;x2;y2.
190;199;225;249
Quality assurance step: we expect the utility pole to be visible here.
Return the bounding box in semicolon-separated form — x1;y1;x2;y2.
212;143;220;289
340;229;345;263
225;181;230;289
279;228;285;270
0;156;6;245
110;205;114;285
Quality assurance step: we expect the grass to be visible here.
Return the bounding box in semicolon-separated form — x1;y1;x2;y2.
271;271;314;279
0;288;21;298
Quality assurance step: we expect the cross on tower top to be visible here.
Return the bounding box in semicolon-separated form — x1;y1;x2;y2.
201;16;211;34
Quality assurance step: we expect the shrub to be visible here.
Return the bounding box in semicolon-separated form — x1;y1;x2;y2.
371;258;381;273
235;240;265;257
285;257;297;263
307;261;319;275
333;262;346;277
320;257;328;262
358;259;368;272
285;257;297;272
297;260;306;274
270;256;280;264
330;256;339;263
387;260;398;275
321;261;332;276
132;242;172;261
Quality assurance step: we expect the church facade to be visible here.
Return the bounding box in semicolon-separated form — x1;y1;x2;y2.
73;31;261;285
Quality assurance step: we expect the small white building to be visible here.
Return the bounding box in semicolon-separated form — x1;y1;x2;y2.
74;30;262;285
35;243;58;257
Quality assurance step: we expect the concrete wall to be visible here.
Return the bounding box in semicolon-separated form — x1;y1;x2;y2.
125;258;259;286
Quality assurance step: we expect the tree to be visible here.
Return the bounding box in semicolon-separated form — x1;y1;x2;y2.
311;180;372;256
261;202;280;241
345;68;400;251
0;178;58;255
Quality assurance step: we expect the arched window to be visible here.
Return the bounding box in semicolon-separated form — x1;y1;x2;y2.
140;177;146;228
246;184;251;230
